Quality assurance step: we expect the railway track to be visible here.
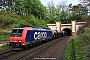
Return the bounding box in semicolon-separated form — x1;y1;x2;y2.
16;37;64;60
0;36;69;60
0;48;15;59
0;40;9;44
22;36;70;60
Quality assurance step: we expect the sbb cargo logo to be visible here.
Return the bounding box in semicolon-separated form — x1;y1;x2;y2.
34;32;47;40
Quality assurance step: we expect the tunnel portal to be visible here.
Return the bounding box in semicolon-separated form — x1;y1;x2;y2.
63;28;72;36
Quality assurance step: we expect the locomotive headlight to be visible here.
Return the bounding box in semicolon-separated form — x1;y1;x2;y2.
18;40;21;42
22;44;25;45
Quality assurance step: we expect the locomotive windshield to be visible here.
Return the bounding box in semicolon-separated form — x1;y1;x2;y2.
10;29;23;37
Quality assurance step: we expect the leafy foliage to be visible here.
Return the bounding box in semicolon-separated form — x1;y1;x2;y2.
0;0;46;19
22;15;47;28
0;43;9;50
0;0;88;24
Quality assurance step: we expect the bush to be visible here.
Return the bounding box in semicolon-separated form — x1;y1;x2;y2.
64;28;90;60
0;32;10;40
0;43;9;50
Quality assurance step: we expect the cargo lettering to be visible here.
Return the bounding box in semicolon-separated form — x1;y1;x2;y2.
34;32;47;40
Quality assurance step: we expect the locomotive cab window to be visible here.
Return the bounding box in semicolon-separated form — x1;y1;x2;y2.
10;29;23;37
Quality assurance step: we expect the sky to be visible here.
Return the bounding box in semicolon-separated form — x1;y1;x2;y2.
40;0;80;6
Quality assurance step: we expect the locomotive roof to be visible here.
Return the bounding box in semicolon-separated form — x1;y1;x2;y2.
33;28;50;31
13;28;24;29
13;27;50;31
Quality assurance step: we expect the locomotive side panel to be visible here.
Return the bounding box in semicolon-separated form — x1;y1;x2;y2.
25;30;53;43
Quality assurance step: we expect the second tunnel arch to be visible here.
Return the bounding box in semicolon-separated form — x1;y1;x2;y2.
62;28;72;36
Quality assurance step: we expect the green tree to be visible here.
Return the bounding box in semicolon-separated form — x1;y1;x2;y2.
14;0;25;15
46;6;58;23
59;10;68;23
68;3;88;22
0;0;46;19
46;1;59;23
30;0;46;19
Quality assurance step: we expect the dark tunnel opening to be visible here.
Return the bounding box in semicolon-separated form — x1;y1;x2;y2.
63;28;72;36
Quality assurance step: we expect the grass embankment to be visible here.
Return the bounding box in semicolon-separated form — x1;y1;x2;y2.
0;44;9;50
64;28;90;60
0;11;48;40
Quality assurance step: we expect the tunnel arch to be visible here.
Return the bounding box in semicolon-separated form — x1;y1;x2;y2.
62;28;72;36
